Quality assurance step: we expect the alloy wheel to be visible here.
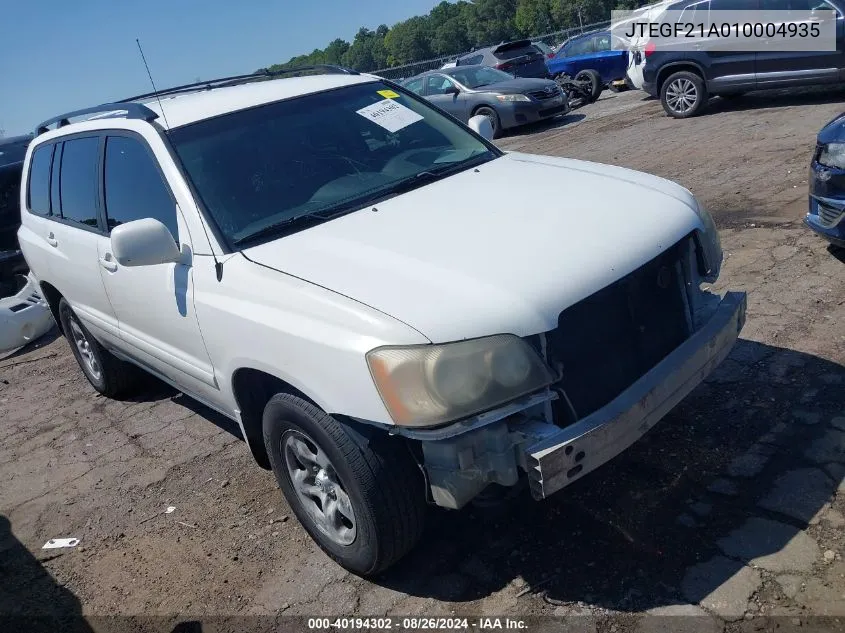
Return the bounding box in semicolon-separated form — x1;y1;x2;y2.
282;430;356;546
665;78;697;114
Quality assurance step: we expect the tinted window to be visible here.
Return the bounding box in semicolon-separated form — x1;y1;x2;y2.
450;67;513;88
168;81;495;247
0;164;23;248
494;44;540;60
404;78;424;95
104;136;178;238
27;144;53;215
50;143;62;215
426;75;457;95
594;34;612;51
569;37;595;56
763;0;830;8
710;0;757;8
59;137;100;228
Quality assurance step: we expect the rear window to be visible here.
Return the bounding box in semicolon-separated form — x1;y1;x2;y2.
27;144;53;216
0;164;23;224
59;137;101;228
494;44;542;61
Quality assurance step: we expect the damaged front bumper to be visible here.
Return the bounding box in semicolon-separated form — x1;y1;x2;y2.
417;290;747;509
0;273;55;355
525;290;746;499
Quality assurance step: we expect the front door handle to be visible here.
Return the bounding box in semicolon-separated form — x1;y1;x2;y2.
46;232;57;247
99;253;118;272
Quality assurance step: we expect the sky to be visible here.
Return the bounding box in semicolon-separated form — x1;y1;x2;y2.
1;0;443;136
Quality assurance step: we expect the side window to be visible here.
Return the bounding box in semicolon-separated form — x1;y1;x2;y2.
710;0;757;9
594;34;612;51
808;0;841;12
569;37;595;56
404;78;424;95
50;143;62;214
59;137;100;228
426;76;457;95
462;54;484;65
103;136;178;239
27;144;53;216
678;2;710;25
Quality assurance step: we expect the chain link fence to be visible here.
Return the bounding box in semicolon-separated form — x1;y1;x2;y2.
372;20;612;81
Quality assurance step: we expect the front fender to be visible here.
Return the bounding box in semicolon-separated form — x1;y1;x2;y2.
546;59;575;77
193;254;430;426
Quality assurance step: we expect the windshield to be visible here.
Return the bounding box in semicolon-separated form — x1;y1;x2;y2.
168;80;498;248
449;67;514;89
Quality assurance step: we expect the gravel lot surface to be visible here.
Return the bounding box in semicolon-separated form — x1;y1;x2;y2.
1;87;844;633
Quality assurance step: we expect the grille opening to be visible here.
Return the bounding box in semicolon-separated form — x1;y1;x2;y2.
547;238;692;421
818;202;845;228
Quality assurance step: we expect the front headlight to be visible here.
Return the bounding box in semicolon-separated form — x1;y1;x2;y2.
367;334;554;427
819;143;845;170
496;94;531;102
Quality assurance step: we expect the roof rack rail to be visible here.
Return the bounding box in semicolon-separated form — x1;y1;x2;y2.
119;65;360;103
35;102;159;135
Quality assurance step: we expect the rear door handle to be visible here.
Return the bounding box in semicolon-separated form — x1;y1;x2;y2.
99;254;118;272
46;232;57;247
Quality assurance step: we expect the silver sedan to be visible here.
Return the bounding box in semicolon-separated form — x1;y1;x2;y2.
402;66;569;138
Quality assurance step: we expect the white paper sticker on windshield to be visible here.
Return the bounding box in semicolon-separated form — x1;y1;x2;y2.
356;99;423;133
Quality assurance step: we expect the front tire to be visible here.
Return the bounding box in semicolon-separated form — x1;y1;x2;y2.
263;394;426;576
660;71;707;118
575;69;603;101
58;298;138;398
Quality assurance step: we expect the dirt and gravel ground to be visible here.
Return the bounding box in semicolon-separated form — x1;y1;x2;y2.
1;88;844;633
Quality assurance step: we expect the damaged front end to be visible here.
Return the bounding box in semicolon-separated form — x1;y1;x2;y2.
409;233;746;509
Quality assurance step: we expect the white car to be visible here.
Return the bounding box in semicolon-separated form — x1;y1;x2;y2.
623;0;678;90
18;67;746;576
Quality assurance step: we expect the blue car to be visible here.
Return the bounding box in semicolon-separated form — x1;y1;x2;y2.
545;30;628;89
808;113;845;248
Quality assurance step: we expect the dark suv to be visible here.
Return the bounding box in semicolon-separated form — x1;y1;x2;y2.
0;134;33;284
456;40;550;78
637;0;845;118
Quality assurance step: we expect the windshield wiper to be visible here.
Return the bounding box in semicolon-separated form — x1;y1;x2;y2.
233;212;330;246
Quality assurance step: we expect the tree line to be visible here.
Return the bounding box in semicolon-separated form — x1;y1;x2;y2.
265;0;646;74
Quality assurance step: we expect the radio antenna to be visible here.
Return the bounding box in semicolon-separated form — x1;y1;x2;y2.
135;38;172;131
135;38;224;281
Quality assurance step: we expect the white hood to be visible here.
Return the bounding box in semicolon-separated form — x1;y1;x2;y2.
243;152;704;343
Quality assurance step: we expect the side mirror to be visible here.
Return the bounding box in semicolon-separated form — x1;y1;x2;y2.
468;114;494;141
445;85;460;95
111;218;181;267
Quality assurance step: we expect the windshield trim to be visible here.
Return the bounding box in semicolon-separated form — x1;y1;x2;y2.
165;79;504;254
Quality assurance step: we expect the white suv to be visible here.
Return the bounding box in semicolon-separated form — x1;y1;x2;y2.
18;66;746;576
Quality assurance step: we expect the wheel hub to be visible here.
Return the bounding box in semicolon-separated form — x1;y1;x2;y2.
69;318;101;380
666;78;697;114
283;430;356;546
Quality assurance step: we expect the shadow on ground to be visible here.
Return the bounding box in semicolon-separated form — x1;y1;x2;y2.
700;85;845;117
0;515;93;632
370;339;845;613
120;376;245;442
506;112;586;138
